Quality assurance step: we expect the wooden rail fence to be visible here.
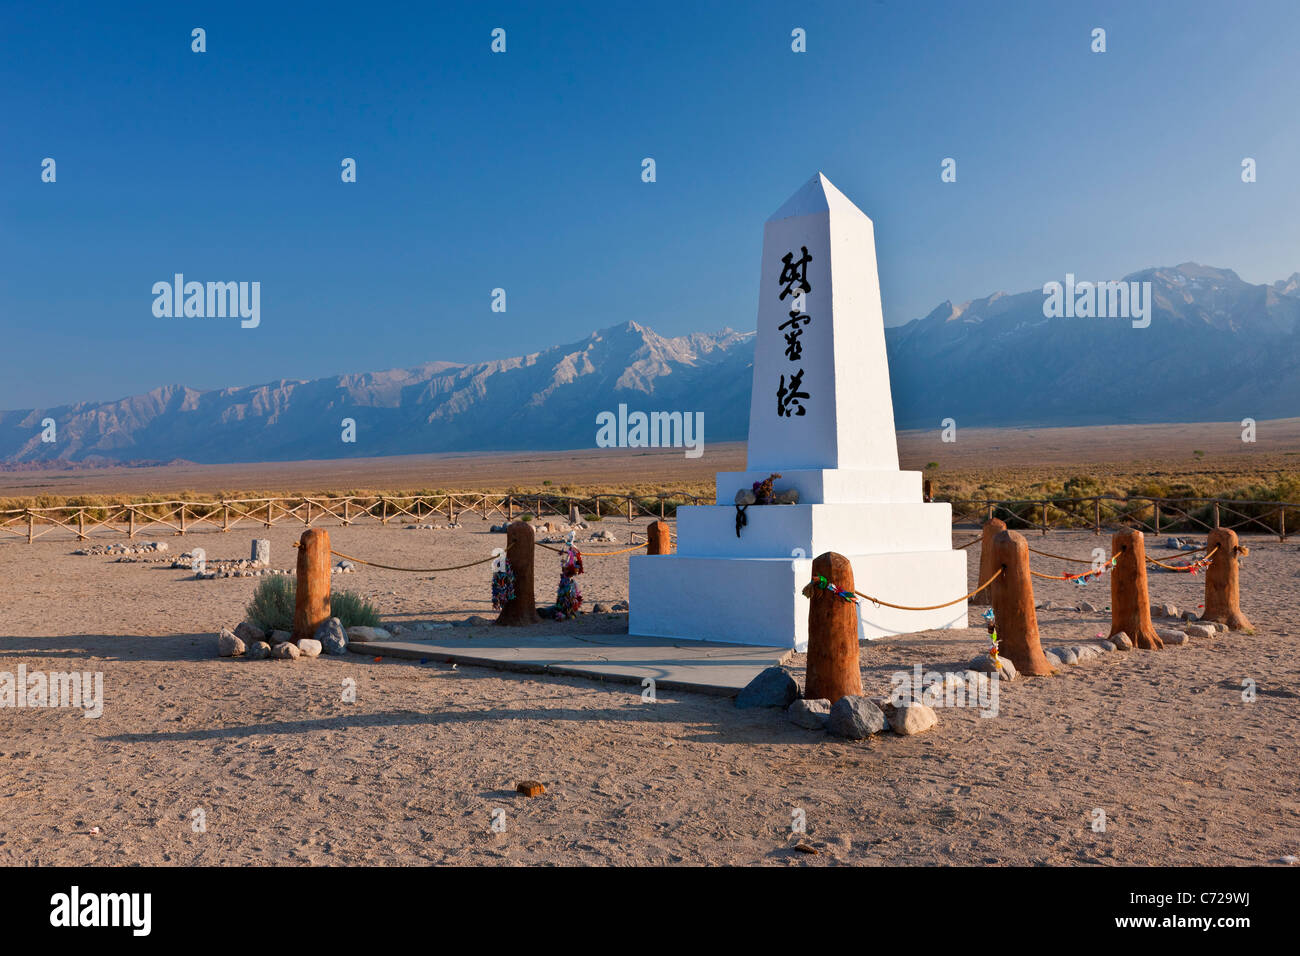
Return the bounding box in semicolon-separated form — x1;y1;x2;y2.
2;491;1296;543
948;494;1297;540
0;492;710;544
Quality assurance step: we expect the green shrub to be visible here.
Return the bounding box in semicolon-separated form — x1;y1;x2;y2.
246;578;381;632
330;589;381;628
246;575;295;632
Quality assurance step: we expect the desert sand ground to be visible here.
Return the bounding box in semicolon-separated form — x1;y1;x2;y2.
0;513;1296;866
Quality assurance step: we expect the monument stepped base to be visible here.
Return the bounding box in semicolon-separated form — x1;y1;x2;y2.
629;550;967;651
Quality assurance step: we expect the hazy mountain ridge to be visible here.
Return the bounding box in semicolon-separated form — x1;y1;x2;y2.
2;263;1297;464
0;321;755;464
885;262;1300;428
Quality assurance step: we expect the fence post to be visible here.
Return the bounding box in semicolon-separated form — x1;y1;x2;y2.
128;507;136;539
1109;529;1161;649
1281;507;1287;543
990;530;1054;675
222;501;230;532
1094;497;1101;535
1153;501;1160;535
627;496;633;523
805;552;863;703
293;528;331;643
922;479;933;503
647;520;672;554
380;497;388;525
27;510;34;544
180;504;187;536
78;510;85;540
305;500;312;527
1213;501;1220;528
1041;500;1048;535
1201;528;1253;632
972;518;1006;606
496;521;541;626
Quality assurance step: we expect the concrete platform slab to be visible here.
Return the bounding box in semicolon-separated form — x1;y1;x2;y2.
348;632;792;697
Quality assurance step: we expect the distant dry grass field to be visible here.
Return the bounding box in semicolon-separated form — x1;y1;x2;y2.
2;418;1298;512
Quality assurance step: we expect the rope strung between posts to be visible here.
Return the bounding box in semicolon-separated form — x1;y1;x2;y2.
1028;546;1124;583
955;535;982;550
1027;541;1210;564
1026;545;1095;564
1153;542;1210;558
293;541;499;573
1146;545;1218;572
800;567;1002;611
536;540;647;557
295;537;646;573
295;541;496;572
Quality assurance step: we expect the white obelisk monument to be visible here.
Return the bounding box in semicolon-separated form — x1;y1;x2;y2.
629;173;968;650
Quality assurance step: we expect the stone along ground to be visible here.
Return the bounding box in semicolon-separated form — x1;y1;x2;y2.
0;518;1296;865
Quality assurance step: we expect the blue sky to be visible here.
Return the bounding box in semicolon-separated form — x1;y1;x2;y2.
2;0;1297;409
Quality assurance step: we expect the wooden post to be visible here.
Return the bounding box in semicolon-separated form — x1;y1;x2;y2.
1213;501;1220;528
990;530;1055;675
626;496;633;523
1094;497;1101;535
496;521;541;626
507;495;514;521
805;552;863;703
77;510;85;540
27;510;34;544
1041;500;1048;535
293;528;331;643
222;501;230;532
647;520;672;554
180;504;187;536
305;500;312;526
342;499;350;525
594;497;600;520
1109;529;1162;649
972;517;1006;606
128;507;136;539
1200;528;1253;632
380;497;388;525
922;478;932;502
